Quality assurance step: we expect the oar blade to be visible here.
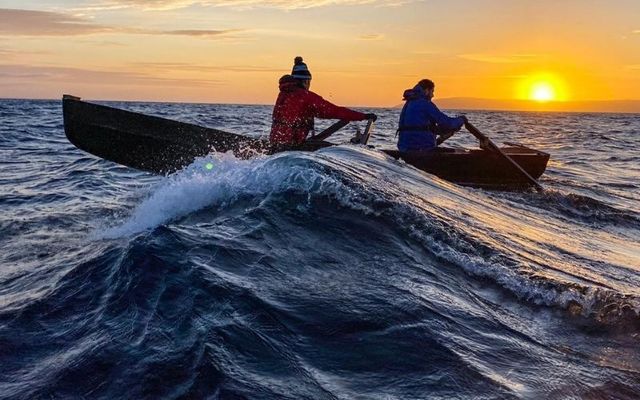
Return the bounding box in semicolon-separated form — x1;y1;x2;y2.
359;119;375;145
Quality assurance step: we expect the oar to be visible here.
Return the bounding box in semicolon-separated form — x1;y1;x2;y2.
465;121;544;192
358;119;375;145
436;130;455;145
309;120;350;142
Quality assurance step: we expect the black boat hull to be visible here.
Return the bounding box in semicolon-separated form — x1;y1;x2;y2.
382;148;549;188
62;96;549;188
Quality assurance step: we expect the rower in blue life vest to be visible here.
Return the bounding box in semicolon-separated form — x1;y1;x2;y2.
397;79;467;152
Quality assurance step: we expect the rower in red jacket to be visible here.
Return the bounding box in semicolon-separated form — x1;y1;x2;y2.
270;57;376;145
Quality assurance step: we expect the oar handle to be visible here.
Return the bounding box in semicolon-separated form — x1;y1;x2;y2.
309;120;350;141
464;121;491;148
465;122;544;192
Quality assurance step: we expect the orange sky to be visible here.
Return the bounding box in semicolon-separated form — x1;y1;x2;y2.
1;1;639;111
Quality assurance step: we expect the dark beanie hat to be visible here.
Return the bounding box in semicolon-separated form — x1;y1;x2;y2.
291;56;312;80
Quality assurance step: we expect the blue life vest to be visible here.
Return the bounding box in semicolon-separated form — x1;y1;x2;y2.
397;85;464;152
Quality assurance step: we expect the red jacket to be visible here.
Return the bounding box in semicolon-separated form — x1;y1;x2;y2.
270;80;367;144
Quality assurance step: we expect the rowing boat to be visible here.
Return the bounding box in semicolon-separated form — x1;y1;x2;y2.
62;95;549;188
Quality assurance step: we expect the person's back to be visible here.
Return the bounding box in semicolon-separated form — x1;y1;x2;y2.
270;57;374;145
271;75;313;144
397;79;465;152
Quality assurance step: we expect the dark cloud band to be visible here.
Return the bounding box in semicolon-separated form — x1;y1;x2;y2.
0;8;241;38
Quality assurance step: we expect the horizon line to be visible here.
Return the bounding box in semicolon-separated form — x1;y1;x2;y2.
2;96;639;114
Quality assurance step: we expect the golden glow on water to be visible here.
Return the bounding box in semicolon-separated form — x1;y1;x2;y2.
409;175;638;297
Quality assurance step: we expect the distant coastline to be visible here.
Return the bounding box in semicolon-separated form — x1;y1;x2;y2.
427;98;640;114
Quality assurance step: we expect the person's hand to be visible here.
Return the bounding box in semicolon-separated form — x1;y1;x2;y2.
364;113;377;122
460;115;468;124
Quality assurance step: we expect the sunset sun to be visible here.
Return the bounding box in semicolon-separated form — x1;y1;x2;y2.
517;73;568;103
530;82;556;102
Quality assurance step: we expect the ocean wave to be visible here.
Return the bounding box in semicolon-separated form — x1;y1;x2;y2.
92;147;640;328
530;190;639;228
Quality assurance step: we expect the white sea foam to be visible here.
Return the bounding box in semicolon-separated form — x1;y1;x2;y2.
95;151;370;239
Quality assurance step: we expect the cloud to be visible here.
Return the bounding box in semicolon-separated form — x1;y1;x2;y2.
358;34;383;40
0;8;241;38
0;47;51;60
411;50;438;56
118;26;242;37
158;29;241;37
0;8;112;36
374;0;414;6
77;40;128;47
85;0;400;11
207;0;377;9
83;0;204;11
0;64;222;87
130;62;281;72
457;53;539;64
0;48;16;57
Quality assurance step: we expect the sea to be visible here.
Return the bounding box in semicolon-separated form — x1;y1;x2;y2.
1;98;639;399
